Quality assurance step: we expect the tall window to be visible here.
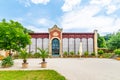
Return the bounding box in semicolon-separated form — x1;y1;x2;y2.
52;38;60;56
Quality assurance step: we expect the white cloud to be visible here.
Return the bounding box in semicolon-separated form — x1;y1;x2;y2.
61;0;81;12
114;18;120;30
60;0;120;35
26;25;48;32
61;5;101;29
38;18;54;27
90;0;111;6
17;0;31;7
90;0;120;14
31;0;50;5
13;17;24;22
17;0;50;7
106;5;117;14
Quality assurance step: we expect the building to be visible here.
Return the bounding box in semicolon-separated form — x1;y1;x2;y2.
28;25;98;57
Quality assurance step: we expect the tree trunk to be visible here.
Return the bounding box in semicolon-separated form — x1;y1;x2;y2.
42;58;45;62
9;50;12;56
23;59;27;63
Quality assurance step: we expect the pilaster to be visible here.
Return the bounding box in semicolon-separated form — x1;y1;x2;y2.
94;30;98;56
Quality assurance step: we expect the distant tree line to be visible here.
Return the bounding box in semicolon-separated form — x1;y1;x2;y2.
98;30;120;51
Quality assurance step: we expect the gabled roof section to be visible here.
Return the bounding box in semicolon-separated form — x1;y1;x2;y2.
48;25;62;32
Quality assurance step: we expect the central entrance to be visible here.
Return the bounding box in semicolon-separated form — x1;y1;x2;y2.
49;25;63;57
52;38;60;56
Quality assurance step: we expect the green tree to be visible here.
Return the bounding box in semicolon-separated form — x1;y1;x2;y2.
104;33;113;41
107;31;120;50
1;19;33;33
97;34;106;48
0;19;31;54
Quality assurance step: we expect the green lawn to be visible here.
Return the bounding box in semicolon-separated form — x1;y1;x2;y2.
0;70;66;80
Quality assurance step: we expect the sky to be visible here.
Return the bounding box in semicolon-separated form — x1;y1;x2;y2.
0;0;120;36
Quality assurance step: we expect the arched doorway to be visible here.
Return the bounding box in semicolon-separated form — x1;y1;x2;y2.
52;38;60;56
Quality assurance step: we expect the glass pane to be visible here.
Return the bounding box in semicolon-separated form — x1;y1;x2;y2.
52;38;60;56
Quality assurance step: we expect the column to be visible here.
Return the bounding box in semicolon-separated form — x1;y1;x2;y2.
49;39;52;57
74;38;76;54
94;30;98;56
60;39;63;57
35;38;37;53
79;41;82;56
42;38;43;49
87;38;88;52
68;38;69;54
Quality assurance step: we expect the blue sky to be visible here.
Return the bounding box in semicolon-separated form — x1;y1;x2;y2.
0;0;120;35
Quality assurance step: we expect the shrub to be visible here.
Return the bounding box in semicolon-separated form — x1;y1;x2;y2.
114;49;120;57
33;52;41;58
91;52;95;56
102;53;114;58
84;51;89;57
63;51;68;56
1;56;14;68
0;54;4;60
98;50;104;56
77;51;80;55
70;51;74;55
28;53;33;58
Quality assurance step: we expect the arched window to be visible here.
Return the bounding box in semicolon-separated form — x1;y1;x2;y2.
52;38;60;56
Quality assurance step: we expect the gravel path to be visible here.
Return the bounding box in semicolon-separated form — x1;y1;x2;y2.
0;58;120;80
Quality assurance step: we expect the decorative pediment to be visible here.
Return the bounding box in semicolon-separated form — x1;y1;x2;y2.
48;25;62;32
49;25;62;40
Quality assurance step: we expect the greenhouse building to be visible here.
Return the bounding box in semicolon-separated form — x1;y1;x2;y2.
28;25;98;57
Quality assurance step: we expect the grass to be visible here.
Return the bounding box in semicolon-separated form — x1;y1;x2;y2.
0;70;66;80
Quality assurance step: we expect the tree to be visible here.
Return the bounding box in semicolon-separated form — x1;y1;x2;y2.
104;33;113;41
97;34;107;48
107;31;120;50
0;19;31;54
19;49;28;63
1;19;33;33
37;48;48;68
37;48;48;62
